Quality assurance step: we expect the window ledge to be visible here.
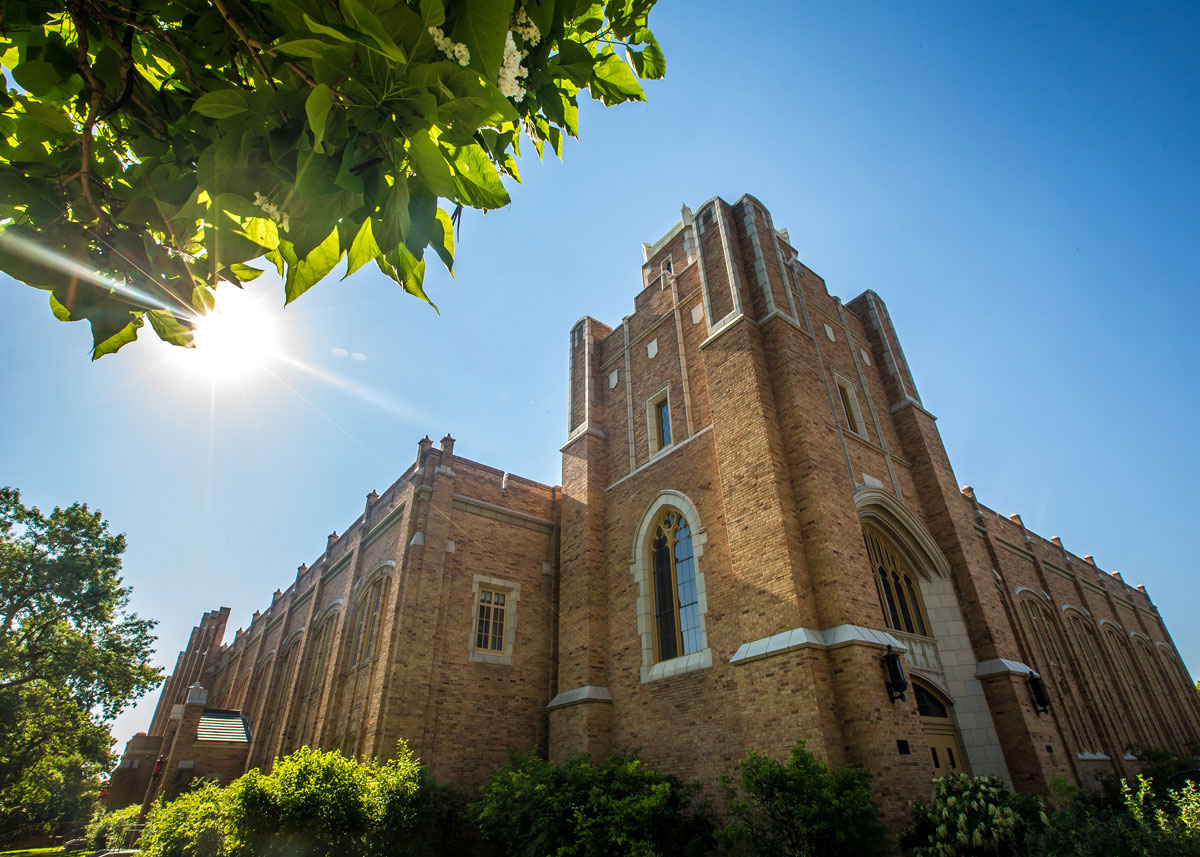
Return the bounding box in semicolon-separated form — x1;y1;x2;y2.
640;647;711;683
1076;753;1111;761
470;651;513;666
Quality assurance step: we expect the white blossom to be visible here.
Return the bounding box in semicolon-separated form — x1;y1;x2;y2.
511;7;541;46
428;26;470;67
497;31;529;102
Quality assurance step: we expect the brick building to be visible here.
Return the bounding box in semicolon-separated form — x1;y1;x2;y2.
108;195;1200;822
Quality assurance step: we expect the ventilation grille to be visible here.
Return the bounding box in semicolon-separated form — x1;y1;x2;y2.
196;710;249;743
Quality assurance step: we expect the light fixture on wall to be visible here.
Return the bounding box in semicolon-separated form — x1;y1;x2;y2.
882;645;908;703
1027;671;1051;715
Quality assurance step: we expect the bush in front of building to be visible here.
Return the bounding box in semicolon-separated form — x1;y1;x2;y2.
138;781;228;857
900;773;1042;857
137;744;433;857
86;803;142;849
719;739;888;857
1026;776;1200;857
472;751;714;857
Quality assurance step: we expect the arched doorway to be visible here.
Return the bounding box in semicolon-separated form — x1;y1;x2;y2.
914;682;968;776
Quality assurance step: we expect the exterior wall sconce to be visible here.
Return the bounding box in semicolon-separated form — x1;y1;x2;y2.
882;645;908;703
152;755;165;777
1027;671;1051;715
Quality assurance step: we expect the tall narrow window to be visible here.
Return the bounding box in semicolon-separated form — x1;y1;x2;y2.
654;397;672;451
475;588;507;653
651;510;700;661
863;526;930;637
351;578;386;667
836;377;866;437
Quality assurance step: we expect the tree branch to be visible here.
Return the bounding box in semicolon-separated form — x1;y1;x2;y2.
209;0;277;90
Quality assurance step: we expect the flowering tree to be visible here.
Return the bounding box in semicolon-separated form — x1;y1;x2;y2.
0;0;663;356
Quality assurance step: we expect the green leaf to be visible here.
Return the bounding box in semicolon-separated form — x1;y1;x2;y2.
48;292;71;321
433;206;455;272
264;249;285;279
631;30;665;79
230;263;264;282
340;0;408;62
420;0;445;27
147;310;194;347
271;39;342;60
305;84;335;154
552;40;596;87
451;0;516;76
408;130;455;198
91;315;143;360
192;90;250;118
345;217;380;277
192;284;217;312
302;14;361;44
233;216;281;251
446;142;509;209
12;61;60;97
589;52;645;105
284;227;343;304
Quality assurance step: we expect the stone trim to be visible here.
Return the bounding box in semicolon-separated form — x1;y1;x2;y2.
995;536;1036;562
322;554;352;584
643;647;712;682
546;685;614;710
729;624;905;666
451;494;555;534
854;487;952;580
975;658;1034;678
362;504;405;549
606;425;713;492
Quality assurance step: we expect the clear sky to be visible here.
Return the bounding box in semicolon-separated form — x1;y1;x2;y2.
2;1;1198;752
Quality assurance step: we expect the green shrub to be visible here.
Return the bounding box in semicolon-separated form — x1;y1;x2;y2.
900;774;1042;857
223;743;425;857
1027;776;1200;857
139;781;228;857
86;803;142;849
721;739;887;857
473;751;713;857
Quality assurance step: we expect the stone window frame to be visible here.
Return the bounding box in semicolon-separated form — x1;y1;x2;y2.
833;372;868;439
863;523;932;638
470;574;520;666
646;384;673;458
630;490;712;683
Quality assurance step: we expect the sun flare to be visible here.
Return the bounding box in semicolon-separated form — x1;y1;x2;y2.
188;287;282;380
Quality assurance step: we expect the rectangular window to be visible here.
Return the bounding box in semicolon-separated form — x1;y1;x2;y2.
656;399;671;450
835;376;866;438
475;588;507;653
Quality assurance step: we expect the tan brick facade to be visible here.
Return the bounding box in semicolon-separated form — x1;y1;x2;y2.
112;195;1200;823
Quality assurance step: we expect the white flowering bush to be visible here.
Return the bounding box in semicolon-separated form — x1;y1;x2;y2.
901;774;1042;857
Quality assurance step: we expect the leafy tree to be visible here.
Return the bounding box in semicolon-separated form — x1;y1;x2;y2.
0;0;665;357
721;739;887;857
0;487;160;844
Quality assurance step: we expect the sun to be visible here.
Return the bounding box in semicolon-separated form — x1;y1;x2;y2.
187;286;282;380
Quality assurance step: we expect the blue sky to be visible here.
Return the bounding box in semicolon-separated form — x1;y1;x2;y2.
2;1;1198;750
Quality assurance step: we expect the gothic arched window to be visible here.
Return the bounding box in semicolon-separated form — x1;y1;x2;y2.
863;525;930;637
651;509;701;662
351;577;386;667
